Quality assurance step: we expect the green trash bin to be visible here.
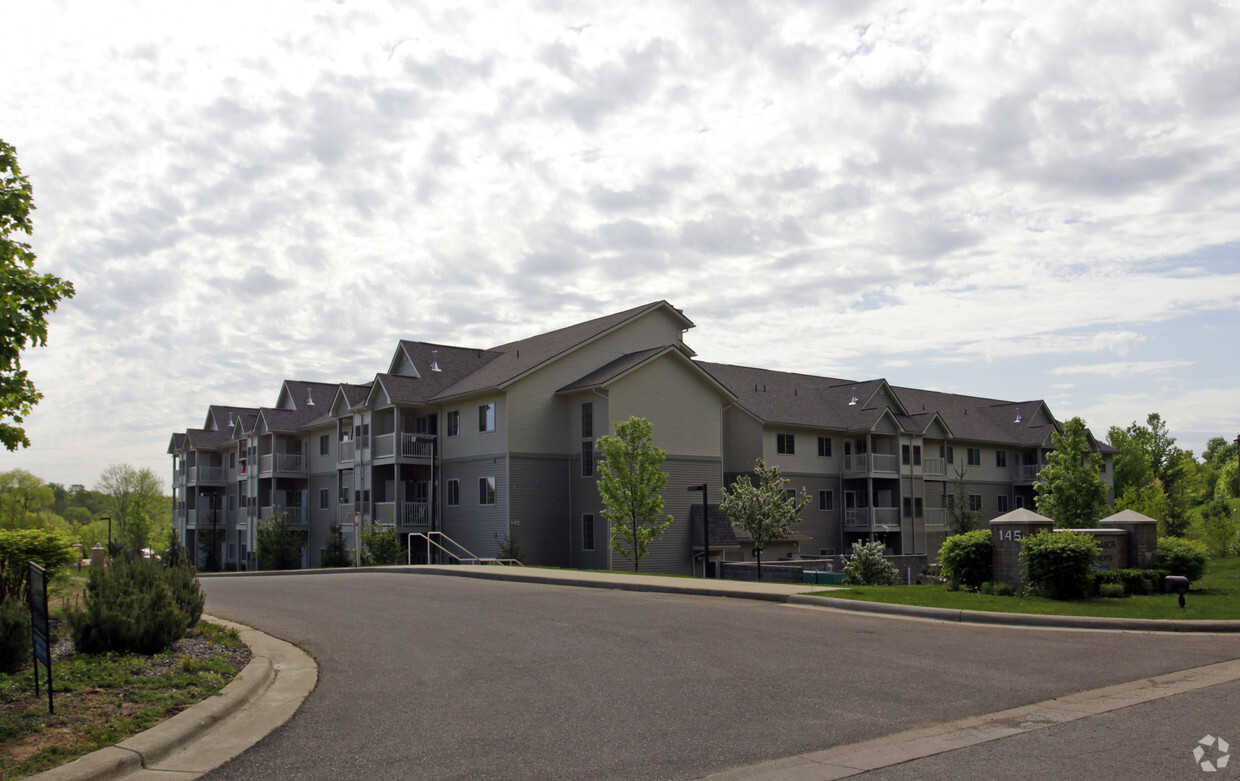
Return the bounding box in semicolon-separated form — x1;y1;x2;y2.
820;572;846;585
802;570;820;584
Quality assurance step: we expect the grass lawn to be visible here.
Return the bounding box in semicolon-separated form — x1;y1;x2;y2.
1;570;250;781
815;555;1240;621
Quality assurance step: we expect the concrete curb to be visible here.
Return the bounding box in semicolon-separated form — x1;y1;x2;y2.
787;594;1240;632
27;616;316;781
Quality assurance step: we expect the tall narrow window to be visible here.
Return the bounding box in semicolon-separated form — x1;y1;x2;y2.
582;440;594;477
995;450;1007;468
447;479;460;507
581;402;593;439
479;404;495;432
582;514;595;551
998;495;1010;513
967;448;981;466
817;437;832;457
447;410;460;437
479;477;496;506
913;446;922;466
818;490;834;511
320;435;330;456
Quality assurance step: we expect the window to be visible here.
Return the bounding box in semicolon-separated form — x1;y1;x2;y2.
582;514;595;551
319;488;330;510
1015;495;1025;509
777;433;795;454
998;495;1010;513
1100;459;1107;474
967;448;981;467
902;444;911;465
414;482;429;503
942;445;954;464
229;453;236;469
447;410;460;437
969;494;983;512
914;497;923;518
581;402;593;439
818;490;834;511
479;477;496;506
903;497;913;517
478;403;495;432
447;479;460;507
320;435;330;456
416;414;437;435
582;440;594;477
817;437;832;457
995;450;1007;468
786;489;797;502
913;446;921;466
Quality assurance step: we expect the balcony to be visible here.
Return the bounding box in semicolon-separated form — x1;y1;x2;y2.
194;465;226;484
400;434;435;460
1016;464;1041;483
923;458;946;477
843;507;901;531
924;508;946;527
260;505;307;526
339;440;355;464
402;502;430;527
842;453;899;476
259;453;307;477
374;433;395;459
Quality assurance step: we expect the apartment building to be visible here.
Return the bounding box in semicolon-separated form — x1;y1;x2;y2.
169;301;1114;573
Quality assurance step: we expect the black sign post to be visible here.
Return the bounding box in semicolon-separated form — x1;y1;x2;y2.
28;562;53;714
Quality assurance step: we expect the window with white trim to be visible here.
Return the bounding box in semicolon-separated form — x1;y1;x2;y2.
582;514;595;551
998;495;1010;513
818;490;834;511
478;403;495;432
581;402;593;439
967;448;981;467
817;437;832;457
319;488;330;510
969;494;983;512
582;440;594;477
320;435;330;456
447;479;460;507
447;410;460;437
777;433;795;454
995;450;1007;468
479;476;496;506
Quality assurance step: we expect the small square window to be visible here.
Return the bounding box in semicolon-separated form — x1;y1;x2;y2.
479;476;496;506
777;433;795;454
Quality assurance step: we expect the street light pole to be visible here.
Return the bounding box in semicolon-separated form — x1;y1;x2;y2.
103;516;112;552
687;484;708;578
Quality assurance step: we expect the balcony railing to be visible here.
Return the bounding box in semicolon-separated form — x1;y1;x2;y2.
1018;464;1040;482
375;502;396;524
843;507;901;529
374;433;395;458
401;434;435;459
923;458;945;477
403;502;430;526
195;465;226;483
339;440;355;464
924;508;946;527
275;453;307;472
260;505;306;525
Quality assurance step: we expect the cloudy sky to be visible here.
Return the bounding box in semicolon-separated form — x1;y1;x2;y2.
3;0;1239;489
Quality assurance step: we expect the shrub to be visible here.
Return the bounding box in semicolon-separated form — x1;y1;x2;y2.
842;540;898;586
992;582;1016;597
1020;530;1098;600
257;511;304;570
67;555;204;655
1095;568;1163;596
1201;500;1238;558
320;522;352;568
1152;536;1208;583
1099;583;1126;599
0;598;31;674
937;530;993;590
978;581;995;594
0;528;77;602
361;523;401;566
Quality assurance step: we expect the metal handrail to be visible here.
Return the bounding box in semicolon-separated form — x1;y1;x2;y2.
406;531;524;566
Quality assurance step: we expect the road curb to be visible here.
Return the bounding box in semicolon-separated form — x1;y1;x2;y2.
27;616;315;781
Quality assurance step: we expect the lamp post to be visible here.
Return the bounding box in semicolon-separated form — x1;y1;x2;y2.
687;484;708;578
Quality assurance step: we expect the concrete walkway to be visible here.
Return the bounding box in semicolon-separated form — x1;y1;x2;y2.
30;565;1240;780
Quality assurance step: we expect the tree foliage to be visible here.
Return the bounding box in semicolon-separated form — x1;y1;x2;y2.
842;539;898;585
1034;417;1108;528
0;467;54;529
1151;536;1208;583
320;522;352;568
1200;499;1239;557
95;463;166;551
0;527;76;602
67;554;204;655
937;530;993;590
1106;413;1205;536
719;458;809;579
0;139;76;450
1019;530;1098;600
361;520;401;566
597;416;672;572
945;463;981;534
256;509;303;570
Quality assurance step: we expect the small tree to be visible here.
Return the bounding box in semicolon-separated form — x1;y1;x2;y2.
937;530;993;590
361;520;400;566
597;417;672;572
256;509;303;570
1019;530;1097;600
1035;417;1108;528
1152;536;1208;583
1200;500;1238;558
320;522;352;567
497;532;524;564
945;464;981;534
719;459;810;581
842;540;898;585
0;527;76;602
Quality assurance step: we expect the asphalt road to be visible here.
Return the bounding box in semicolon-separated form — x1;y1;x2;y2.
199;571;1240;780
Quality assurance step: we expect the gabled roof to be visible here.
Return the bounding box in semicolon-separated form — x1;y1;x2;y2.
184;428;232;450
203;405;259;433
367;343;499;408
556;345;737;401
329;382;373;418
434;301;692;400
689;504;739;549
167;432;187;454
275;380;339;412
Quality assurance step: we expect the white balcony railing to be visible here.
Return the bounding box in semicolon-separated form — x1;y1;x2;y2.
375;502;396;524
403;502;431;526
872;453;898;473
923;458;945;477
276;453;306;472
924;508;946;527
843;507;901;529
374;433;395;458
195;465;226;482
1018;464;1040;481
339;440;355;463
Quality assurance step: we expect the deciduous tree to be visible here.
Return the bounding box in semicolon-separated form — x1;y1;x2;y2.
95;464;166;550
0;140;75;451
719;458;810;581
597;416;672;572
1035;417;1108;528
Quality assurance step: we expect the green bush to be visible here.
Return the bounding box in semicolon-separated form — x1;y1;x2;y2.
1020;530;1098;600
67;556;204;655
1094;568;1164;596
0;528;77;602
1201;500;1238;557
992;582;1016;597
937;530;993;590
842;540;898;586
1099;583;1126;599
361;523;401;566
320;522;352;568
0;598;31;674
1152;536;1208;583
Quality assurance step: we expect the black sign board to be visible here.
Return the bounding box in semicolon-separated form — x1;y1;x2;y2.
28;562;53;713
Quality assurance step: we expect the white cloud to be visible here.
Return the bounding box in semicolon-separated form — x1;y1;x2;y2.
1;0;1239;485
1049;360;1193;378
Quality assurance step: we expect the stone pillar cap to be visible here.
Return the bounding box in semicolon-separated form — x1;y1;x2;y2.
1100;509;1159;524
990;509;1054;524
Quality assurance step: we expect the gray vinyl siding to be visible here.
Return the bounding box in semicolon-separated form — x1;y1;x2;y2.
505;309;688;453
441;396;508;461
607;354;723;457
508;454;571;567
779;472;842;557
439;455;509;560
722;407;763;474
608;457;722;576
570;457;606;570
308;424;336;473
307;472;337;567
